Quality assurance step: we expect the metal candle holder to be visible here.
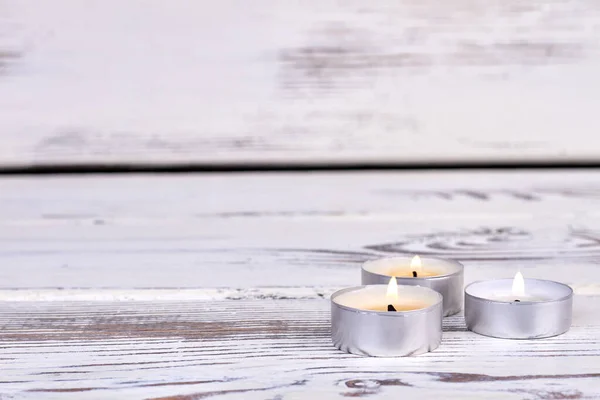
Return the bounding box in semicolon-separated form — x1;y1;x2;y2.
465;279;573;339
362;256;464;317
331;285;443;357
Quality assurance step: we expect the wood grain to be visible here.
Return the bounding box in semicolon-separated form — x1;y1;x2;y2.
1;171;600;290
2;297;600;399
1;171;600;398
1;0;600;166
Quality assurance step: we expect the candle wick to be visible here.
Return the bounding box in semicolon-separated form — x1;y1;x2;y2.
387;304;397;312
412;271;418;278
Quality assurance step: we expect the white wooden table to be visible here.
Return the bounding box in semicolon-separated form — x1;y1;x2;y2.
2;1;600;398
1;171;600;399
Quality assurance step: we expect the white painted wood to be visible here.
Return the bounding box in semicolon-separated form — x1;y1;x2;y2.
1;0;600;165
1;297;600;399
0;171;600;290
1;171;600;398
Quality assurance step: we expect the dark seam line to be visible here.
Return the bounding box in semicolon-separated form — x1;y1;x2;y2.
0;161;600;176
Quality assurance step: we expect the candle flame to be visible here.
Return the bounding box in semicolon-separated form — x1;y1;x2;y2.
512;271;525;297
410;255;422;274
386;276;398;304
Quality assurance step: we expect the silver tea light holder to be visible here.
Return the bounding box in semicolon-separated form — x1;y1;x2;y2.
362;256;464;317
465;277;573;339
331;284;443;357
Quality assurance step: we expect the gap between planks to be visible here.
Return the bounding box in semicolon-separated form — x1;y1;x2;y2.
0;285;599;302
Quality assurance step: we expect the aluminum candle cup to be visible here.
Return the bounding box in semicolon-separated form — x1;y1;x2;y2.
465;279;573;339
362;256;464;316
331;285;443;357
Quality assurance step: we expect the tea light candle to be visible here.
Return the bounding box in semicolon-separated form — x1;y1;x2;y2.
465;272;573;339
362;256;464;316
331;277;443;357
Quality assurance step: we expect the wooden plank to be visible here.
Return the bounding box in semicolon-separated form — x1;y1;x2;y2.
2;297;600;399
1;1;600;166
1;171;600;290
0;172;600;290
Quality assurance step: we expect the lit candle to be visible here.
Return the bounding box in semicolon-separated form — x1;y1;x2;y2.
331;278;443;357
389;255;438;277
334;277;437;312
488;272;547;302
464;272;573;339
362;256;464;317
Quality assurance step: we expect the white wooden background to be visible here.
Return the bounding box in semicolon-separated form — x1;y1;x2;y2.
1;171;600;399
2;1;600;398
1;0;600;166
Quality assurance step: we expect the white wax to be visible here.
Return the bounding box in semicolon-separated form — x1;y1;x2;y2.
489;294;547;303
363;256;461;278
466;279;571;303
332;285;440;312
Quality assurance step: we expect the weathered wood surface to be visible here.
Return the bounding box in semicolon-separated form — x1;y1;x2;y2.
2;0;600;166
2;298;600;400
1;171;600;289
1;171;600;398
